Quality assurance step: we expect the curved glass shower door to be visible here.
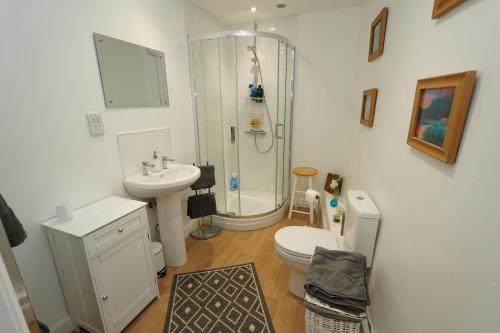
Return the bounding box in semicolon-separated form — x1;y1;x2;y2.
190;31;295;218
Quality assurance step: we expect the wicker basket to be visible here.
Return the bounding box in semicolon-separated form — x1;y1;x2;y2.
305;308;361;333
304;293;363;333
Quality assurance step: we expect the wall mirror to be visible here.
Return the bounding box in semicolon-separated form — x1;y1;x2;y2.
93;33;169;108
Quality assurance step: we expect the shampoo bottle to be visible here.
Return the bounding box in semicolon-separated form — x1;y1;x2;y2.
250;85;257;101
256;85;264;102
230;173;239;191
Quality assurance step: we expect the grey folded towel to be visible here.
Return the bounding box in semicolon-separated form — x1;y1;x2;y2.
187;193;217;219
191;165;215;190
304;247;369;313
0;193;27;248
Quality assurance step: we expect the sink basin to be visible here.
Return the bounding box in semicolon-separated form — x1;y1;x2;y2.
123;164;200;267
123;164;200;198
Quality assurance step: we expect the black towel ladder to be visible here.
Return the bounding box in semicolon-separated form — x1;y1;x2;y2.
190;162;220;240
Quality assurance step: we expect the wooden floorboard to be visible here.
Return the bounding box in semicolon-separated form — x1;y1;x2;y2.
82;213;315;333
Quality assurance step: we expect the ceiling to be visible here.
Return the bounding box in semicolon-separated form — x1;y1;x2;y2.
190;0;362;25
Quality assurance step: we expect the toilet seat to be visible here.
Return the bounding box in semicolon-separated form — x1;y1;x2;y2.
274;226;338;259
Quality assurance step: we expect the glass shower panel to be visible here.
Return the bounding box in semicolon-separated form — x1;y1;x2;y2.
275;40;287;207
282;46;295;202
192;39;227;213
218;37;240;215
236;36;279;215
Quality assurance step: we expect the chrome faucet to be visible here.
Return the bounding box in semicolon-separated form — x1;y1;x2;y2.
142;161;153;175
162;156;175;169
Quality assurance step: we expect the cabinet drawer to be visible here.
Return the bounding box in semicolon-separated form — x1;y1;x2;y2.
84;207;148;259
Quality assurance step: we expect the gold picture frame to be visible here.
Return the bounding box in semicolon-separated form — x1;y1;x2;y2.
360;89;378;128
368;7;389;62
432;0;465;19
407;71;476;164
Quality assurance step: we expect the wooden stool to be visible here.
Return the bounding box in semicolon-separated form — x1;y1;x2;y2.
288;167;319;224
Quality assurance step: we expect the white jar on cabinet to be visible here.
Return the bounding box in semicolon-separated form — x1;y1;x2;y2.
43;196;159;333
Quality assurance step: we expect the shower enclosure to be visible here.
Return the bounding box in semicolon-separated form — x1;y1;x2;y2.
189;30;295;228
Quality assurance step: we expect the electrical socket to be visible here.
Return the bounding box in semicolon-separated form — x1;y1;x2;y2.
87;113;105;137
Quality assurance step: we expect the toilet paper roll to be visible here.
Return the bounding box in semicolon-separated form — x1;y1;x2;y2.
56;202;73;223
305;189;320;203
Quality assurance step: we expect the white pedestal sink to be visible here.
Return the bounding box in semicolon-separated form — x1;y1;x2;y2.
123;164;200;267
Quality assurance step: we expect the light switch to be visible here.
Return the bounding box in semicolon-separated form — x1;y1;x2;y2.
87;113;105;137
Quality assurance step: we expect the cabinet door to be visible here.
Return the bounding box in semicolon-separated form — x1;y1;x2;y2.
91;229;157;333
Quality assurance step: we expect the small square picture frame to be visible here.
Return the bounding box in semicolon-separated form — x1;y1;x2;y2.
324;173;343;197
360;89;378;128
432;0;465;19
407;71;476;164
368;7;389;62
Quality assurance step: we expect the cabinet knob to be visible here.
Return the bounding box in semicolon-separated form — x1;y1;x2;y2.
101;295;109;300
118;228;124;233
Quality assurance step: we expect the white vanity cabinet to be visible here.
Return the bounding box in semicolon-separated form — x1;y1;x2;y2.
43;196;159;333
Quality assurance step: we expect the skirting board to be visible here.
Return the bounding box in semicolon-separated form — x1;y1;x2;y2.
49;315;74;333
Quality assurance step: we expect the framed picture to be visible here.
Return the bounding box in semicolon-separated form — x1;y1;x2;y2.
407;71;476;164
368;7;389;62
432;0;465;19
324;173;343;197
360;89;378;128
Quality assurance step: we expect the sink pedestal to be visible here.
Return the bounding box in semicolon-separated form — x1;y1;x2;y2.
122;164;200;267
156;193;187;267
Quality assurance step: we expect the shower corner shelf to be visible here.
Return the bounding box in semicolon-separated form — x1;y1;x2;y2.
245;129;266;135
242;97;266;102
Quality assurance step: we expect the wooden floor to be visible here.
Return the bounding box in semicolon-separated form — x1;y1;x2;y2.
122;213;314;333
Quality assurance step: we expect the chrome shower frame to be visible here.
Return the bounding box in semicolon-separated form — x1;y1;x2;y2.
187;30;296;229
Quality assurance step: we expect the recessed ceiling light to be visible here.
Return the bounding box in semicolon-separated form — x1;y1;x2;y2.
276;3;286;9
251;7;257;12
269;27;276;31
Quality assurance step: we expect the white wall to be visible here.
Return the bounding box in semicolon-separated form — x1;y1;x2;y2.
292;8;361;192
185;0;225;36
350;0;500;332
0;0;222;331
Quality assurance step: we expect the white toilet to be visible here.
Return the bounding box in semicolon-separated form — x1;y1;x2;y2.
275;190;380;298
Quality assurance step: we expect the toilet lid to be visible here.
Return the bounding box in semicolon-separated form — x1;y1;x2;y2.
274;226;337;259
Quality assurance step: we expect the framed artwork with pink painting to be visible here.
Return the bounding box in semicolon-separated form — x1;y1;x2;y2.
407;71;476;164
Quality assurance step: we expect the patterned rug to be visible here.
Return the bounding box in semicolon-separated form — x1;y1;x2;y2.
164;263;275;333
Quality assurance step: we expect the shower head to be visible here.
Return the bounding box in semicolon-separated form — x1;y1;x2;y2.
247;45;256;52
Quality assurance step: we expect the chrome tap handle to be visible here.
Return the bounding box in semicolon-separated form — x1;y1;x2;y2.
162;156;175;169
